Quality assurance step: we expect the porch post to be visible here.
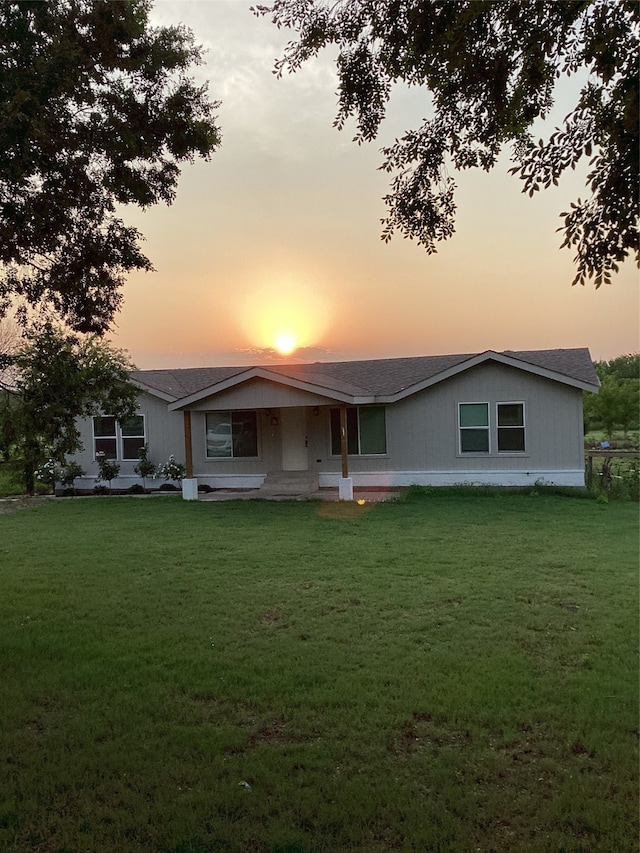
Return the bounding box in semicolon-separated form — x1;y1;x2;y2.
182;410;198;500
338;405;353;500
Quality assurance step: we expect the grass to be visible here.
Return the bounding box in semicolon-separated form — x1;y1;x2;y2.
0;491;638;852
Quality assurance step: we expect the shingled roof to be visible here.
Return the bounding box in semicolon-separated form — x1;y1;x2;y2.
131;348;599;405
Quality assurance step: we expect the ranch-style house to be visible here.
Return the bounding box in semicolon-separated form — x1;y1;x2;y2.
70;347;600;499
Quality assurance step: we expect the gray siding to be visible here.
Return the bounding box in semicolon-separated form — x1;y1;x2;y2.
188;378;339;411
73;392;184;484
317;363;585;480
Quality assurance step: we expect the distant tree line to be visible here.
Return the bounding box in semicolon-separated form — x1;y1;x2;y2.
584;354;639;439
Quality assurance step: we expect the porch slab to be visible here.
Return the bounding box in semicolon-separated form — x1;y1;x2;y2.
197;486;404;503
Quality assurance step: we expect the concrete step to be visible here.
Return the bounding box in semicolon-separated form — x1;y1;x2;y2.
259;471;319;496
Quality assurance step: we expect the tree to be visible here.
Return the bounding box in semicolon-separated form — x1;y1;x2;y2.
584;353;639;438
254;0;639;287
0;322;138;493
597;353;640;381
0;316;22;390
0;0;220;333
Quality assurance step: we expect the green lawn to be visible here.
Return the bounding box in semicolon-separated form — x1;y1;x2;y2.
1;492;638;852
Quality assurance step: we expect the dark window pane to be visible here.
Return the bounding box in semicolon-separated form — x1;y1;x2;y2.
232;411;258;457
94;416;116;437
122;437;145;459
330;409;341;456
120;415;144;436
95;438;117;458
498;404;523;427
330;408;359;455
347;409;359;455
459;403;488;427
460;428;489;453
498;428;525;452
359;407;386;454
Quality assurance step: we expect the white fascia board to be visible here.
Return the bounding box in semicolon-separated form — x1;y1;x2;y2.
130;378;177;403
488;352;601;392
377;351;599;403
167;366;364;411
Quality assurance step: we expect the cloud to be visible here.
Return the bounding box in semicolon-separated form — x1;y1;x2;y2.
236;345;335;363
150;1;340;161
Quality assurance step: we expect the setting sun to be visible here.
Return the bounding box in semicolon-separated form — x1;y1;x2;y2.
238;275;330;355
274;332;296;355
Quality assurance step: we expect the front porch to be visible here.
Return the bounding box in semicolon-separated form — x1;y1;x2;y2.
180;401;358;500
196;483;403;503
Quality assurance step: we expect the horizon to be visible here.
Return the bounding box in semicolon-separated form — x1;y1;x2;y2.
129;344;601;375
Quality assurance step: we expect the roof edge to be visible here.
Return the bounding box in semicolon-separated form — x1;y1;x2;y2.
167;366;363;410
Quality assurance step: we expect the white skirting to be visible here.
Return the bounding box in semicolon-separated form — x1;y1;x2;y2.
318;469;586;488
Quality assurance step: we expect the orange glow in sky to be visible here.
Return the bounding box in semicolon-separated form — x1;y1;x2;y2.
111;2;638;369
238;278;329;354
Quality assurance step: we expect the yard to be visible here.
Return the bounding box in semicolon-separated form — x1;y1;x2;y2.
0;491;638;852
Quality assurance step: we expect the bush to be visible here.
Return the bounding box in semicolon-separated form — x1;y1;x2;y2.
95;452;119;491
134;445;156;491
60;461;85;493
156;455;186;484
586;456;639;501
35;458;60;492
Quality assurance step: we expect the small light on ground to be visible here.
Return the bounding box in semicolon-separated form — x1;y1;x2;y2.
357;499;366;505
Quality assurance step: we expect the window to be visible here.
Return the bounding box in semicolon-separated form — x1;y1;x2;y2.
120;415;146;459
93;416;117;459
330;407;386;455
206;411;258;458
497;403;525;452
459;403;489;453
93;415;145;460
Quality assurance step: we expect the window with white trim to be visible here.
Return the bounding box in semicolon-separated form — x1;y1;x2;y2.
93;415;146;460
459;403;489;453
330;407;387;455
206;411;258;458
497;402;525;452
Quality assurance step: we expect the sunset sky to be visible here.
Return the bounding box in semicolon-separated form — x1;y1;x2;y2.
112;0;638;369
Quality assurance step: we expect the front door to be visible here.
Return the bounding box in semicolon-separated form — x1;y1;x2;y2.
281;408;308;471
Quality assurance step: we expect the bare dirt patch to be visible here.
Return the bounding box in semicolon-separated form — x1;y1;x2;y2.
0;495;52;514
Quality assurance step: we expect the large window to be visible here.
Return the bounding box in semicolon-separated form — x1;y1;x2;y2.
93;415;145;460
459;403;489;453
330;407;386;455
206;411;258;458
497;403;525;452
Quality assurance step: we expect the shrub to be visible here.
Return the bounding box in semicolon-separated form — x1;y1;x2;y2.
35;458;60;492
134;444;156;492
156;455;186;485
587;456;639;501
59;461;85;494
95;452;119;492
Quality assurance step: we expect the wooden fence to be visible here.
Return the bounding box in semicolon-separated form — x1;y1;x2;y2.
584;449;639;486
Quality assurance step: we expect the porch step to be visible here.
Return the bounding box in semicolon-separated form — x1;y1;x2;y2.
258;471;319;496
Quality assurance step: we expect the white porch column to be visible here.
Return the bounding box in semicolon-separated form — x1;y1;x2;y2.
182;478;199;501
338;477;353;501
338;406;352;499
